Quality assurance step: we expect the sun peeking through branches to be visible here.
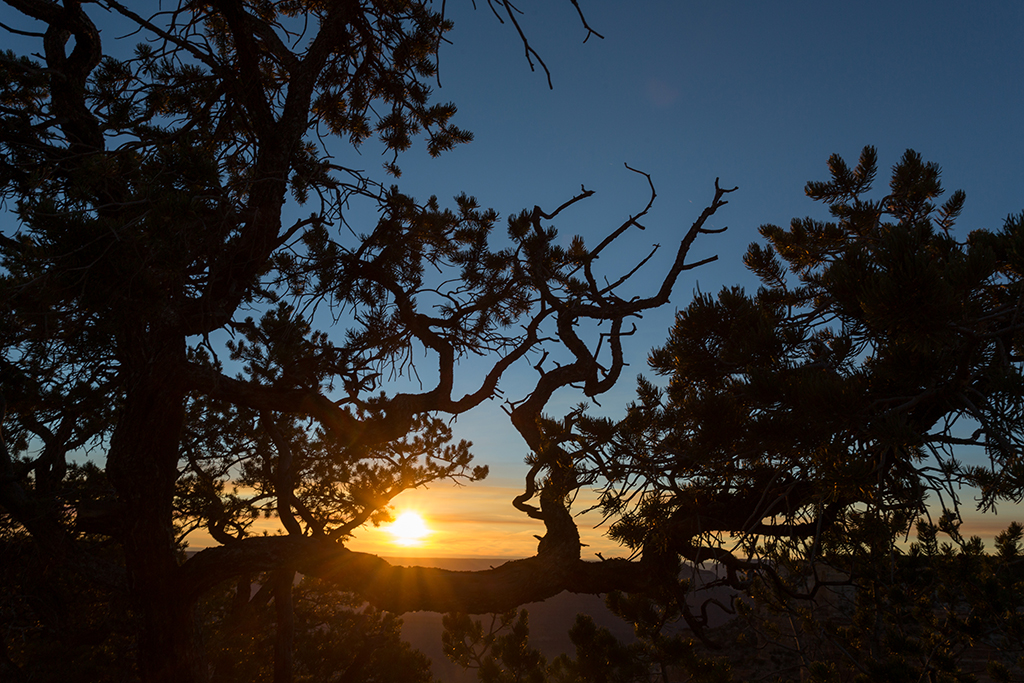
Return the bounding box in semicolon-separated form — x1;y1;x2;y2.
386;511;431;547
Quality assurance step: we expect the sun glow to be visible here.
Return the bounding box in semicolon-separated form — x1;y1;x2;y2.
387;511;431;547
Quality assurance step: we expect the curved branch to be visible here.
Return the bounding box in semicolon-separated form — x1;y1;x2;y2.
177;535;672;614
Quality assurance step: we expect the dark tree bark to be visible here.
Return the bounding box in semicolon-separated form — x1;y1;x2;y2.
272;570;295;683
105;327;196;683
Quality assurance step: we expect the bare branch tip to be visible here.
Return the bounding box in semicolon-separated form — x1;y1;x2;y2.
713;177;739;194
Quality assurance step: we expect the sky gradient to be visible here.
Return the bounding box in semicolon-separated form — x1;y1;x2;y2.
4;1;1021;559
338;1;1024;558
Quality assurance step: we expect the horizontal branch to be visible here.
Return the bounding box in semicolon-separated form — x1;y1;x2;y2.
177;535;673;614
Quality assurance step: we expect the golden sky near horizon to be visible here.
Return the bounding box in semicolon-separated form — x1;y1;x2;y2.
182;478;628;559
344;481;626;560
182;478;1023;561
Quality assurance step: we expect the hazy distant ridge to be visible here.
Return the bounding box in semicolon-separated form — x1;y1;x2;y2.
390;558;735;683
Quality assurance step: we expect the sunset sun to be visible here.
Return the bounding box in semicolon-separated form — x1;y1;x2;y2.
387;511;431;547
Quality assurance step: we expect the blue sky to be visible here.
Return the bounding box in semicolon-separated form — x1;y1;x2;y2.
395;1;1024;244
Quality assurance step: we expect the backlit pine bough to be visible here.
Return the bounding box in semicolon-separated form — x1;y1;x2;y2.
578;147;1024;648
0;1;734;680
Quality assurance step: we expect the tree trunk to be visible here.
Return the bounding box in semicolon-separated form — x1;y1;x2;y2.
106;328;199;683
273;570;295;683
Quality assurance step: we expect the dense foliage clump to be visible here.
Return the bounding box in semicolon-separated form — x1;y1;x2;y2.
568;147;1024;681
